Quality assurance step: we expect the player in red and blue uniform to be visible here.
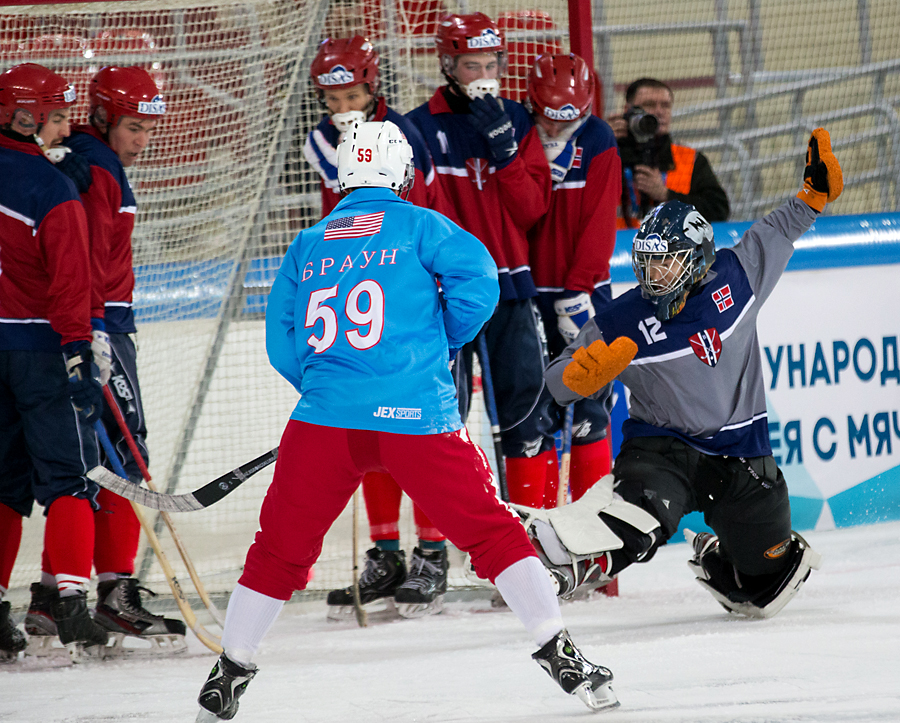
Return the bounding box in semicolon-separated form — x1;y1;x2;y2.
0;63;107;658
304;37;458;611
195;121;619;721
23;66;186;651
406;13;555;507
526;53;622;506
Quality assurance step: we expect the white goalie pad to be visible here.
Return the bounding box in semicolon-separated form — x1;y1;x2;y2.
512;475;660;558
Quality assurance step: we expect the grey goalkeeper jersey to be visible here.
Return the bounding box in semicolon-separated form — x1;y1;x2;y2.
545;198;817;457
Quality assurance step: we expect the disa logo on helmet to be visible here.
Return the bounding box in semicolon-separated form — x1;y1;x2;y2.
544;103;580;121
634;233;667;253
138;95;166;115
317;65;355;86
467;29;502;50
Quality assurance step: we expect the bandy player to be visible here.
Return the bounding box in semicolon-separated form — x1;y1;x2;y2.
195;121;636;720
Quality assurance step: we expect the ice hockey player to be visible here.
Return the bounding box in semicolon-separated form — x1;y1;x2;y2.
526;52;622;504
195;120;620;721
0;62;108;660
305;36;454;619
406;13;559;507
516;128;840;617
24;65;186;656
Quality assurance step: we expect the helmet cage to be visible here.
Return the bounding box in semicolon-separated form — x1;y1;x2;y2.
632;201;715;321
337;120;415;197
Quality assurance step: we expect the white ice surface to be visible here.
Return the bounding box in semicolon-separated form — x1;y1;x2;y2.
3;521;899;723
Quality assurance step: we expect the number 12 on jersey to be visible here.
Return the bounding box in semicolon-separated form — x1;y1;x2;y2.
305;281;385;353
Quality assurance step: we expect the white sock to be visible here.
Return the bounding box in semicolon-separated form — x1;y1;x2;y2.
221;584;285;666
494;556;565;648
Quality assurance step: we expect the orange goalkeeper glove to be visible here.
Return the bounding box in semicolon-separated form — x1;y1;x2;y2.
561;337;638;398
796;128;843;212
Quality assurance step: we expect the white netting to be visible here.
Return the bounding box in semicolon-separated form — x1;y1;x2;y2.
3;0;898;609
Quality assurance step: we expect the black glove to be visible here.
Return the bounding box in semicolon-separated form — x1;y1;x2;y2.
468;95;517;166
56;151;93;194
63;344;103;424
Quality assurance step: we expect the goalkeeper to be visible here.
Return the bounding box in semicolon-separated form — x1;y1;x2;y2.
522;129;841;619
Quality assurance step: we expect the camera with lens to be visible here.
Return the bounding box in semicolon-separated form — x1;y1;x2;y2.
623;107;659;145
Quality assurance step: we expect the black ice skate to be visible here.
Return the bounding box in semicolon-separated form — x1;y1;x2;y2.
196;653;257;722
22;583;66;658
50;592;109;663
0;600;27;662
326;547;406;621
532;629;619;712
94;577;187;656
394;547;448;619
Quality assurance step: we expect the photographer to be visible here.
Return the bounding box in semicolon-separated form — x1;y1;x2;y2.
608;78;729;227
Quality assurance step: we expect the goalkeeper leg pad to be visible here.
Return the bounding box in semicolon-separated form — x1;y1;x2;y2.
513;476;661;598
687;529;821;619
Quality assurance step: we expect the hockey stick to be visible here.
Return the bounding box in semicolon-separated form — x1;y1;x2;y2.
93;421;223;654
87;447;278;513
476;332;509;502
556;404;574;507
101;385;225;626
350;488;368;628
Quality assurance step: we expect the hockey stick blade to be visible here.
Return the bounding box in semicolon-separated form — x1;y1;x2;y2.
87;448;279;512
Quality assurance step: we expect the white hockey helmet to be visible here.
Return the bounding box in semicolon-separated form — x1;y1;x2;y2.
336;120;415;196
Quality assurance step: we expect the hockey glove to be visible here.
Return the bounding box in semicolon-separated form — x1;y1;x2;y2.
90;319;112;386
55;149;93;194
797;128;842;212
562;337;638;399
64;344;104;424
468;95;517;167
553;291;595;343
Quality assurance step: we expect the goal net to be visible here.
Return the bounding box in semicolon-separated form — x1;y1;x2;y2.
3;0;898;609
2;0;574;605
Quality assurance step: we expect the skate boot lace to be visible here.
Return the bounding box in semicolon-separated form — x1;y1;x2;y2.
117;580;160;619
358;553;390;588
403;554;443;593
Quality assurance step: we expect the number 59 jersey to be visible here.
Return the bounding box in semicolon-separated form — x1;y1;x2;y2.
266;187;499;435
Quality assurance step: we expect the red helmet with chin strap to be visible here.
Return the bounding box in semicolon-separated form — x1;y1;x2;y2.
527;53;595;122
0;63;76;127
310;36;380;97
89;66;165;128
435;13;506;79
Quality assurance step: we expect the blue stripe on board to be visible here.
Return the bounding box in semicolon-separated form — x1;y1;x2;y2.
611;212;900;284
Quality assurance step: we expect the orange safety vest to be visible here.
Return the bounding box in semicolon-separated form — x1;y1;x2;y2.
616;143;697;229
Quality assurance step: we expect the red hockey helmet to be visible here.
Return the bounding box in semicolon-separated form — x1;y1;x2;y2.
89;66;165;128
527;53;595;122
0;63;76;127
435;13;506;78
310;36;380;97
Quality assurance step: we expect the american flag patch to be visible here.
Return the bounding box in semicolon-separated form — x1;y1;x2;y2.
324;212;385;240
712;284;733;312
572;147;583;169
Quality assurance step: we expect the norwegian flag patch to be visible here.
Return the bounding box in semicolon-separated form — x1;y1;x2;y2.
572;147;583;169
712;284;733;312
689;328;723;367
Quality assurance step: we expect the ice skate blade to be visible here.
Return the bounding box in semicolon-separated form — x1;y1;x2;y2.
574;681;620;712
97;631;188;657
326;598;395;622
396;595;444;619
196;708;223;722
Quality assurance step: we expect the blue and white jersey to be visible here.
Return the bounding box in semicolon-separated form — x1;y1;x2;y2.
545;198;818;457
266;187;499;434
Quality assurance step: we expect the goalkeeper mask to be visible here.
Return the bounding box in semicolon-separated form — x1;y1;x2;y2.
632;201;715;321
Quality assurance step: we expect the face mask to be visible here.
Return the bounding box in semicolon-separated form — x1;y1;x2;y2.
331;110;366;134
461;78;500;101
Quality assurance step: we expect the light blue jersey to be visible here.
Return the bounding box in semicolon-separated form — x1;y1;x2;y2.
267;187;499;434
